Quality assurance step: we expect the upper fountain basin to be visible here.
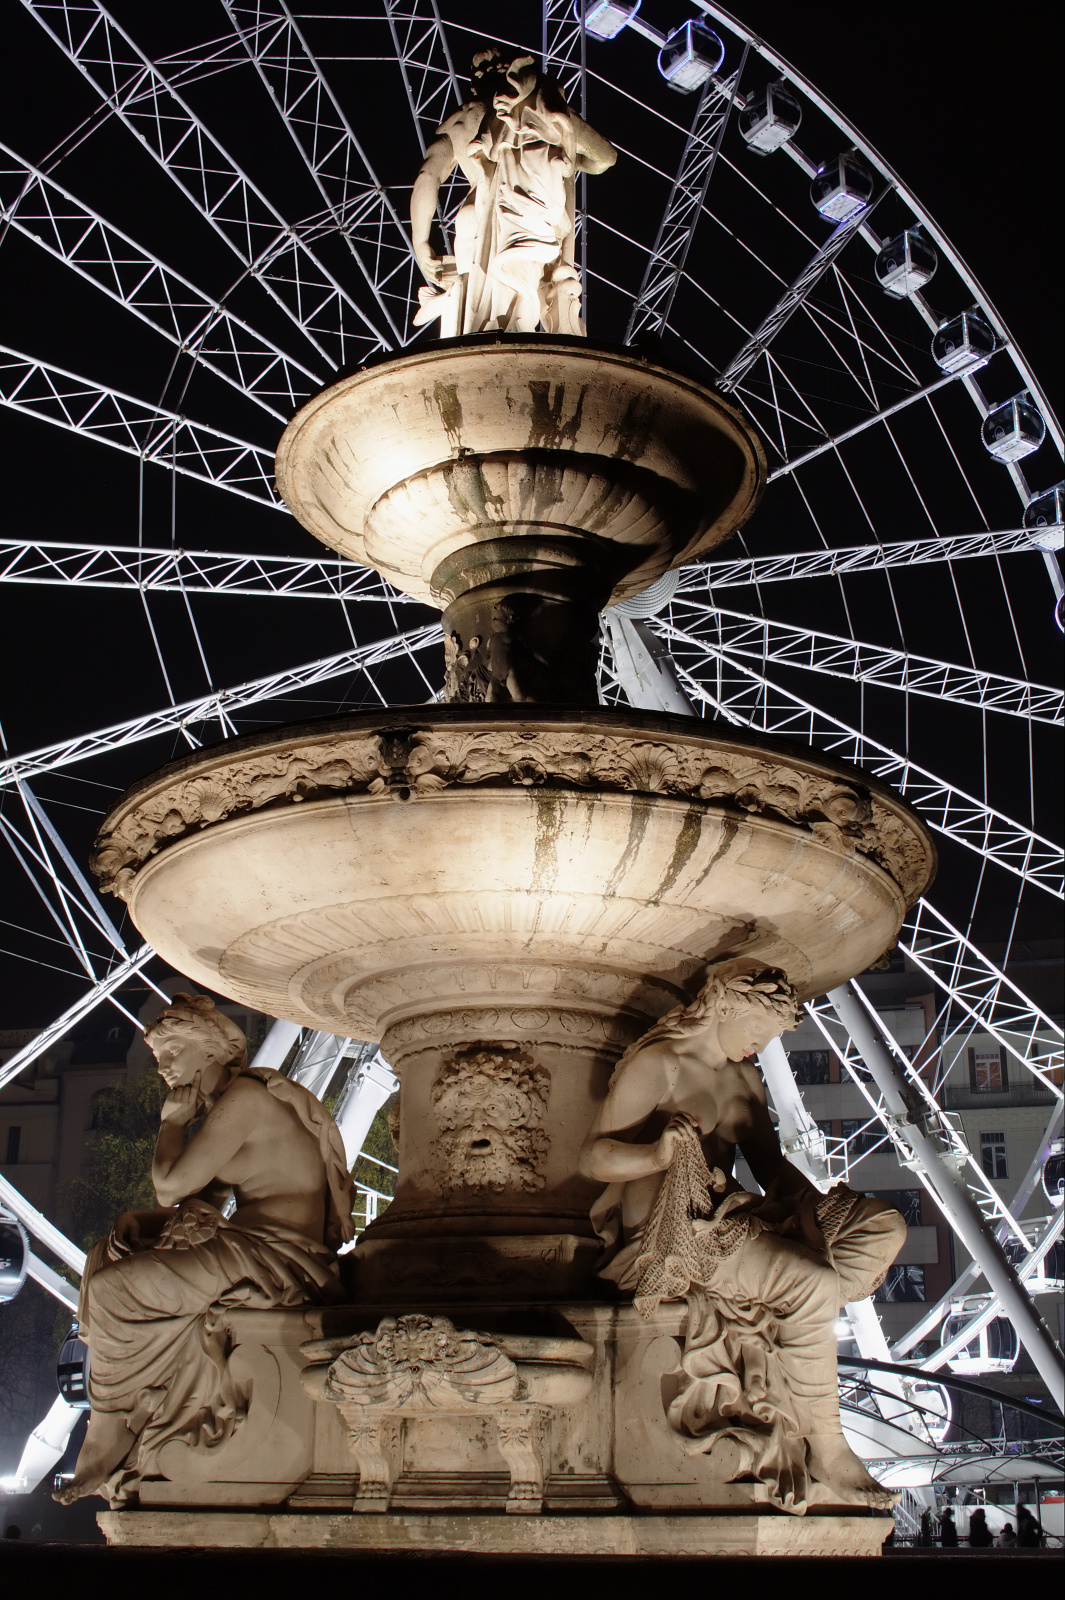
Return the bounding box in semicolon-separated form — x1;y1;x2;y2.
275;337;766;609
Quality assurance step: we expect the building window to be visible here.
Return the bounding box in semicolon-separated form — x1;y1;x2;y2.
969;1046;1008;1092
789;1050;830;1084
4;1125;21;1165
980;1131;1008;1180
841;1118;883;1157
873;1189;923;1225
875;1265;925;1303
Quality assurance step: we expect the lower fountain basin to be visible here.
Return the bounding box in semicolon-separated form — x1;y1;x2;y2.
93;706;934;1036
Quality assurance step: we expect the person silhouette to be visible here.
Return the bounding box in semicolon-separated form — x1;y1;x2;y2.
967;1507;993;1547
1016;1505;1042;1547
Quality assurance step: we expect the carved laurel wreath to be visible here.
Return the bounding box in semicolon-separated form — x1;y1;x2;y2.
91;723;932;902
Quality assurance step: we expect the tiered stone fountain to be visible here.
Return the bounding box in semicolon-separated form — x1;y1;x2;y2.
91;333;933;1554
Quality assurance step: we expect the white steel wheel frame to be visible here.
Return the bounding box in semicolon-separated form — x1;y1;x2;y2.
0;1;1061;1412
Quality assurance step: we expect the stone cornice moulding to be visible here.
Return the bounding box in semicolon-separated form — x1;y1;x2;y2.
91;709;935;907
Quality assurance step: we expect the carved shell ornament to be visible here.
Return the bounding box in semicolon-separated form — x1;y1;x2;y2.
91;718;933;903
323;1314;521;1409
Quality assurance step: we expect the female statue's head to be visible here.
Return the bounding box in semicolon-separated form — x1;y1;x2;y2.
701;960;803;1062
144;993;247;1090
613;957;801;1077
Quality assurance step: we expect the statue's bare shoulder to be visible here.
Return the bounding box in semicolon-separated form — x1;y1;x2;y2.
596;1038;677;1137
436;102;485;150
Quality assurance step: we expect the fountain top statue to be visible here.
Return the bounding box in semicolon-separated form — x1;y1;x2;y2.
410;47;616;337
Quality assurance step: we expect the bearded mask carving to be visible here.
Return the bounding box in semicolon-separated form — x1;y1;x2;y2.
431;1048;550;1194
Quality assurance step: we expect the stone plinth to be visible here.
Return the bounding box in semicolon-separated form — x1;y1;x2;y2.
91;1304;892;1553
99;1508;893;1555
91;706;933;1297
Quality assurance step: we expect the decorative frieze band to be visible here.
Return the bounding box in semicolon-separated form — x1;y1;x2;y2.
92;720;933;902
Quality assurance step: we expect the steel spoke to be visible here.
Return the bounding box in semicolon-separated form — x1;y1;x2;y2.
0;624;441;787
0;346;280;506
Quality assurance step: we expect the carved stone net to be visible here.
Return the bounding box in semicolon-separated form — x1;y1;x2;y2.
631;1127;750;1316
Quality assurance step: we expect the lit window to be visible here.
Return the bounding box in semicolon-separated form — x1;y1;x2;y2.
980;1131;1008;1180
969;1046;1008;1092
788;1050;830;1084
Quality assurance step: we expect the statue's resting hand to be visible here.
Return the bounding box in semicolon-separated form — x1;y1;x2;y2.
112;1209;170;1251
654;1111;701;1170
160;1075;202;1126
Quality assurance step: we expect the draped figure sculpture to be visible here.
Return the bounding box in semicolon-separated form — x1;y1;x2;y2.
580;959;906;1513
410;48;617;336
57;995;355;1504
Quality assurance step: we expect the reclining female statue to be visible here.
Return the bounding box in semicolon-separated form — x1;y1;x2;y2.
57;994;355;1503
580;959;906;1513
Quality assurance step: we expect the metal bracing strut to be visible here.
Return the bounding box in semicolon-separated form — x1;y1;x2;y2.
624;54;746;346
716;190;888;395
826;981;1064;1408
650;619;1064;899
0;528;1050;605
0;623;441;789
892;1100;1065;1356
0;345;280;510
22;0;393;364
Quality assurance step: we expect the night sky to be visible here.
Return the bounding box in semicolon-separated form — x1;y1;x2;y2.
0;1;1061;1027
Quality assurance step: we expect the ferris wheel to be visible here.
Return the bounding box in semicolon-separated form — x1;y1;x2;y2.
0;0;1061;1425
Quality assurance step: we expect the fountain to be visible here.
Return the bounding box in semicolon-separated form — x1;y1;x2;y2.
82;48;933;1556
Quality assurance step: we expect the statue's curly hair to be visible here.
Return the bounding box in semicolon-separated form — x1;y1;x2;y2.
144;992;247;1070
611;958;800;1081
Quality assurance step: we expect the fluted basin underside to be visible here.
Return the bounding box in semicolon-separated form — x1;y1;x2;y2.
94;707;934;1038
274;337;766;610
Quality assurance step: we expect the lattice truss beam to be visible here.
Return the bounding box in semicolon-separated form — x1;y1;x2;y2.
626;56;746;345
0;346;280;507
383;0;462;155
804;989;1035;1241
20;0;397;365
1;527;1049;602
661;599;1064;725
0;536;408;602
542;0;585;110
0;142;323;419
0;623;440;787
220;0;416;346
641;616;1063;899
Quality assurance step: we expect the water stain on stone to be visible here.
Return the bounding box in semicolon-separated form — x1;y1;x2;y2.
532;791;563;893
442;457;507;527
431;381;464;452
689;813;739;892
603;797;652;899
650;805;703;904
527;381;586;450
599;392;658;462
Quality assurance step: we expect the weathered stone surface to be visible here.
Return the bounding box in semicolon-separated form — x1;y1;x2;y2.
98;1507;893;1554
274;341;765;611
